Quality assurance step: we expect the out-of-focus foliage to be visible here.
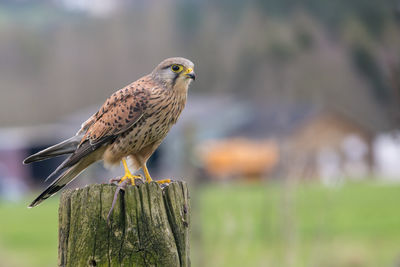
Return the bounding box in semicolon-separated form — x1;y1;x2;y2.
0;0;399;129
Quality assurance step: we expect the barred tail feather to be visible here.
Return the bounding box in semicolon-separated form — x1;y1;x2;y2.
28;157;94;208
23;135;82;164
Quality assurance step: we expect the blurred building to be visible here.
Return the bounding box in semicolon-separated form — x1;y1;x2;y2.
180;98;380;181
287;109;373;182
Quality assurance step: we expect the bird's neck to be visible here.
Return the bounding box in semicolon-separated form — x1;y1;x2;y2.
172;79;191;96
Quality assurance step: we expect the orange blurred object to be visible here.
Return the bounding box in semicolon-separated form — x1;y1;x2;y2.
198;138;279;180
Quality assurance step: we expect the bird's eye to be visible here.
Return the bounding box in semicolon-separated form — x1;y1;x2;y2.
171;64;183;73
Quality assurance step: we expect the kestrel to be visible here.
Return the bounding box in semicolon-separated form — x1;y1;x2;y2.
24;57;195;208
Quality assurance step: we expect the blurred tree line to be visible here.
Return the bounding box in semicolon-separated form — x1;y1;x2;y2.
0;0;399;132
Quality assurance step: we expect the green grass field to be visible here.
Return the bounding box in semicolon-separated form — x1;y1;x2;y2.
1;181;400;267
194;181;400;267
0;197;58;267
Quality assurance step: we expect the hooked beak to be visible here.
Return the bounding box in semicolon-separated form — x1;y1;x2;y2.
184;68;196;80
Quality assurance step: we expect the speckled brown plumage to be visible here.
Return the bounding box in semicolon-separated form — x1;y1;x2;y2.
25;57;195;207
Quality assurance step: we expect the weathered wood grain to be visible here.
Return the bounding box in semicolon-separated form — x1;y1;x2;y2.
58;181;190;267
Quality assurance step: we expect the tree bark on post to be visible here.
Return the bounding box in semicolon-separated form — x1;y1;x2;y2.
58;181;190;267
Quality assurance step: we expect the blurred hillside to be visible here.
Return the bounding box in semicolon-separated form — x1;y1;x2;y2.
0;0;399;131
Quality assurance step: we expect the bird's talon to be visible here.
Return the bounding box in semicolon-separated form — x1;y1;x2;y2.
156;179;172;184
109;174;143;185
120;175;143;185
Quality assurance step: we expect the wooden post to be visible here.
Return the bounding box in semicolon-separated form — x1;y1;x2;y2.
58;181;190;267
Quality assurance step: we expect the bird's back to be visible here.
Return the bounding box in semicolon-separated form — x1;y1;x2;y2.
101;75;188;165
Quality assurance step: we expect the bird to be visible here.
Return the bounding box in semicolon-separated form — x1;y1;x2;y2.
24;57;195;208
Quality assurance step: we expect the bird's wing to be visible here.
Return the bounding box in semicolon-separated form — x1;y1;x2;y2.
63;83;150;171
53;80;152;183
28;80;153;207
83;91;146;146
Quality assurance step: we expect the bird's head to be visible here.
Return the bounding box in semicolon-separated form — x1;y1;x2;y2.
151;57;196;90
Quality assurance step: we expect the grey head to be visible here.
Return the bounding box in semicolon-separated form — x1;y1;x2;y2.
151;57;196;89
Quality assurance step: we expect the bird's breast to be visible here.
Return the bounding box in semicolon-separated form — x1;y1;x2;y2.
109;90;186;158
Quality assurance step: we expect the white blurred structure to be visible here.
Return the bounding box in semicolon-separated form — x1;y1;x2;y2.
374;132;400;180
59;0;121;16
342;134;369;177
317;147;343;186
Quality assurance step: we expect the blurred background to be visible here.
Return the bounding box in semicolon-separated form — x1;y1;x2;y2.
1;0;400;266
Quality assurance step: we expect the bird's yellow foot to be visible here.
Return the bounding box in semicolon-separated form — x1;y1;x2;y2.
109;158;143;185
142;164;171;185
155;179;171;184
109;174;143;185
119;174;143;185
